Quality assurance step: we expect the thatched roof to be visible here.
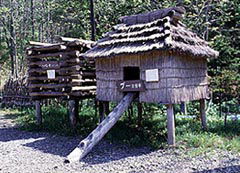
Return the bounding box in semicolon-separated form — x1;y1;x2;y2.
83;7;219;59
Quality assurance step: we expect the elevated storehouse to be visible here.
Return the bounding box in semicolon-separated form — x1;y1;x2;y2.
83;7;219;146
84;7;218;104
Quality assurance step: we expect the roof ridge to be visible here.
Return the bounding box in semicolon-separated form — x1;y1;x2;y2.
119;7;185;26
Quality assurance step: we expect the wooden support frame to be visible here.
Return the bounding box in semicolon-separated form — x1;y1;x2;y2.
200;99;207;130
35;100;42;125
167;104;175;146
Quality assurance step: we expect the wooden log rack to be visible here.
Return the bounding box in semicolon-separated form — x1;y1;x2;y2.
27;37;96;126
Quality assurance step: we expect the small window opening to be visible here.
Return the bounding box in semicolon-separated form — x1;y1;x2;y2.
123;67;140;80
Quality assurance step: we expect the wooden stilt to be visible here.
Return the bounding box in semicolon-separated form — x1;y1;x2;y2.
69;100;79;129
180;102;187;115
99;101;104;122
167;104;175;146
200;99;207;130
35;100;42;125
137;102;143;127
104;101;110;115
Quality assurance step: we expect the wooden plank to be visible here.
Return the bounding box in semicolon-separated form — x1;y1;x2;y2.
28;84;67;89
28;75;81;81
30;45;67;52
117;80;146;92
167;104;175;146
29;41;58;46
200;99;207;130
28;61;60;69
28;68;60;74
55;36;95;46
28;51;80;59
28;52;65;59
65;93;136;163
30;92;66;97
71;86;96;91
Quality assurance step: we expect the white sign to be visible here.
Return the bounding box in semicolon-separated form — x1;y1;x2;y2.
47;70;56;79
145;69;159;82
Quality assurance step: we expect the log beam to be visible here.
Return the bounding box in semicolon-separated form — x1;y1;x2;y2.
65;93;136;163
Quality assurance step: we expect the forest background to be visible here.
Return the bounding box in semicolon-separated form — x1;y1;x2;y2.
0;0;239;103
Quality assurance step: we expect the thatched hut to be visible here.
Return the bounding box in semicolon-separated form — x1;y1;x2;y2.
83;7;219;145
84;7;218;104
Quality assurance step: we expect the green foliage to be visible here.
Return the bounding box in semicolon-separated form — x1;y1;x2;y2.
3;100;239;156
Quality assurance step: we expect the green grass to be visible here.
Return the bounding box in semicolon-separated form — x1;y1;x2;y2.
1;101;240;156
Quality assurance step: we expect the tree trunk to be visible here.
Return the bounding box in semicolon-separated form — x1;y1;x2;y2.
30;0;34;40
65;93;136;163
90;0;96;41
9;0;17;78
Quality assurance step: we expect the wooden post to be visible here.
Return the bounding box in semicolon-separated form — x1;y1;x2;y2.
200;99;207;130
167;104;175;146
180;102;187;115
137;102;143;127
35;100;42;125
99;101;104;122
65;93;136;163
104;101;110;115
69;100;79;129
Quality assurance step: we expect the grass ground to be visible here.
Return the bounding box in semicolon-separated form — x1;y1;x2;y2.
1;100;240;157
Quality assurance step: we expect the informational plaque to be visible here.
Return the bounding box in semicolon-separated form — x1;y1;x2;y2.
47;70;56;79
117;80;145;92
145;69;159;82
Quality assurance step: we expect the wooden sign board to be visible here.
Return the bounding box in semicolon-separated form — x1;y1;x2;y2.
145;69;159;82
47;70;56;79
39;61;59;70
117;80;145;92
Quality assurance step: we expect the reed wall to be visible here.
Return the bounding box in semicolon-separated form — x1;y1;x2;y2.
96;50;209;103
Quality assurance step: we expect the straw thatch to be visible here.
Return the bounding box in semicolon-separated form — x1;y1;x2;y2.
83;7;219;59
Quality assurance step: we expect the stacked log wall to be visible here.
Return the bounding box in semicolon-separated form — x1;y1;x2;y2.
27;40;96;100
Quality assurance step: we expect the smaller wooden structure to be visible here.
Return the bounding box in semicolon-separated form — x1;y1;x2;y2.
27;38;96;100
27;37;96;125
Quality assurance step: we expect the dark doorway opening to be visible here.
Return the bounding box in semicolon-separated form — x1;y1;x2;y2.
123;67;140;80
